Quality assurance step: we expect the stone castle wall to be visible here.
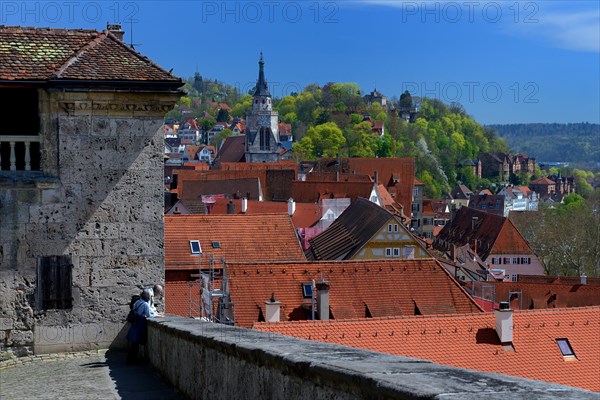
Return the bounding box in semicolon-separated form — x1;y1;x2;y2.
0;90;178;355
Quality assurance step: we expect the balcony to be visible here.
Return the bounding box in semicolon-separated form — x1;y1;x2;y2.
0;135;41;172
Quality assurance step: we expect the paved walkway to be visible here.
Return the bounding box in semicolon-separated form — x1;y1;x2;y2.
0;350;182;399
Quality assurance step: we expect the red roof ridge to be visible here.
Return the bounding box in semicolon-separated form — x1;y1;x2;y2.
54;30;105;78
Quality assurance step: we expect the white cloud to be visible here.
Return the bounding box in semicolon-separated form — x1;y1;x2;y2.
351;1;600;53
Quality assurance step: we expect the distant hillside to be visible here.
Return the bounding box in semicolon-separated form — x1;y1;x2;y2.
488;123;599;162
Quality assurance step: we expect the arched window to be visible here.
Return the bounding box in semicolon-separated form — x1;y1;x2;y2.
259;128;271;150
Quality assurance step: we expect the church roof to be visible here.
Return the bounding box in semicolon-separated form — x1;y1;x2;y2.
252;52;271;97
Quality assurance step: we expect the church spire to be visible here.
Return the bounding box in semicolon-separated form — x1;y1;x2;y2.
253;52;271;97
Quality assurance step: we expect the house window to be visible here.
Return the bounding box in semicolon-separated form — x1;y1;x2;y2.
412;203;420;213
393;248;400;257
0;88;41;171
481;204;487;209
556;338;576;358
190;240;201;255
511;274;518;282
302;283;313;299
512;257;519;264
387;224;393;232
394;224;399;232
503;257;510;264
37;256;73;310
385;248;392;258
424;232;433;239
521;257;531;265
491;257;499;265
413;187;419;197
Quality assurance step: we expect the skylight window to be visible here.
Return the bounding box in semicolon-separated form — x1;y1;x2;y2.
189;240;201;255
302;283;313;299
212;241;221;248
556;338;576;358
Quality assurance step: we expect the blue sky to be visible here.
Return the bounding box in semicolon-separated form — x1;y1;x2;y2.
2;0;599;124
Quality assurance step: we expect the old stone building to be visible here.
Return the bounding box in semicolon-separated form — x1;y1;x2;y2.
0;26;182;354
245;53;282;162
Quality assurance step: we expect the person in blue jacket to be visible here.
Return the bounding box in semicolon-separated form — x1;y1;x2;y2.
126;289;154;364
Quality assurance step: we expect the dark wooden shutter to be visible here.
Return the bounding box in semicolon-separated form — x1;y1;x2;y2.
39;255;72;310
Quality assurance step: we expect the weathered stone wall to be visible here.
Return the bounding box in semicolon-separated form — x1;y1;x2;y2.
0;89;178;355
147;316;595;400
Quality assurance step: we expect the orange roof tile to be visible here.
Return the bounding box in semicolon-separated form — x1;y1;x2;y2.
209;199;321;228
225;259;482;328
486;281;600;309
255;307;600;392
315;158;415;212
290;181;374;203
530;177;556;185
434;207;533;260
164;214;305;271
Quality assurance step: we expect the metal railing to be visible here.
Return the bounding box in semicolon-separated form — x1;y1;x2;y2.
0;135;40;171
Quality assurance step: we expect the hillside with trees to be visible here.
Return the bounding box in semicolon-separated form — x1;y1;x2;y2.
489;123;600;163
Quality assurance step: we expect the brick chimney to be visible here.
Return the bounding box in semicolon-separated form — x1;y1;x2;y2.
265;293;281;323
106;23;124;42
316;281;330;320
494;302;513;345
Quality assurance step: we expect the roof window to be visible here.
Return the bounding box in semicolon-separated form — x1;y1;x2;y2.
212;241;221;248
302;283;313;299
190;240;201;255
556;338;576;359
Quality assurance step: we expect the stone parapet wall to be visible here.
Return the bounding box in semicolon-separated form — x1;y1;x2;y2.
147;316;594;400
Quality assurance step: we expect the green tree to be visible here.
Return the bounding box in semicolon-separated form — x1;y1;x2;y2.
199;116;216;132
296;122;346;159
216;108;230;122
209;128;234;149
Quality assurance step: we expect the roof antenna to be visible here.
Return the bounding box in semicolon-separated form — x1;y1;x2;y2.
126;17;142;49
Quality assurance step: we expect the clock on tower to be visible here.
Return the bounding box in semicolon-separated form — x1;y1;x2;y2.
258;115;270;127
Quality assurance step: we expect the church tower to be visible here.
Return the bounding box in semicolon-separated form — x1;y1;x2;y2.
245;53;281;162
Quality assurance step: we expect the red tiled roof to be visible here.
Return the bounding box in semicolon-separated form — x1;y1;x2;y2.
209;198;321;228
315;158;415;212
164;214;305;270
226;259;482;328
165;281;202;318
486;281;600;309
434;207;533;260
290;181;374;203
0;26;179;82
530;177;555;185
305;172;372;182
255;307;600;392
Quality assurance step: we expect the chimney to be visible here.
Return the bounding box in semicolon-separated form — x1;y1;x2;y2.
316;281;330;320
227;201;235;214
450;202;457;222
265;293;281;323
374;170;379;184
241;197;248;214
106;23;124;42
581;274;587;285
287;198;296;216
494;302;513;345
